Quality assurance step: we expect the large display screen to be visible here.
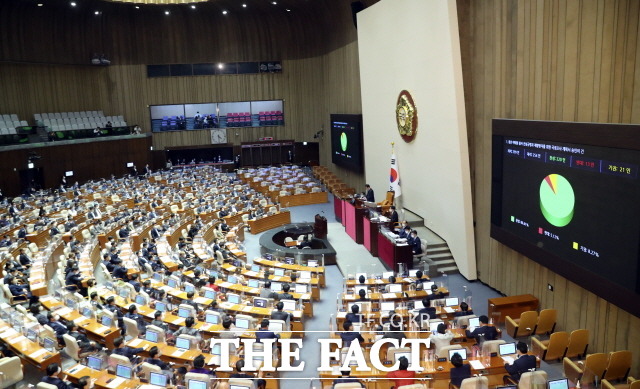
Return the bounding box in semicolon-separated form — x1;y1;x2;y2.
491;119;640;316
330;114;364;173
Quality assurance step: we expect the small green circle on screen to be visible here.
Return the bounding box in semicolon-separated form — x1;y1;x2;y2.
539;174;575;227
340;132;348;152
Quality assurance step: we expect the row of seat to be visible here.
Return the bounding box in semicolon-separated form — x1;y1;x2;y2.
564;350;634;384
0;113;28;135
34;111;104;120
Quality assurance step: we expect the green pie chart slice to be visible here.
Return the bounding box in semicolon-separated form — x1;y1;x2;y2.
539;174;575;227
340;132;348;152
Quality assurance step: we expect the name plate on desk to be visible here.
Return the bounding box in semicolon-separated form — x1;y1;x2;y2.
29;349;49;359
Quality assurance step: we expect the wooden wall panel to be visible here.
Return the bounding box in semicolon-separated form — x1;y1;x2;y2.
459;0;640;376
0;137;151;196
0;0;368;191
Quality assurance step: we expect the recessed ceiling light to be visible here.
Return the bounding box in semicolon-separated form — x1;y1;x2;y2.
242;3;247;7
286;8;291;11
37;3;43;6
190;4;196;9
218;63;224;69
135;5;140;9
271;1;277;4
70;2;76;6
94;10;100;14
164;10;170;15
222;10;228;15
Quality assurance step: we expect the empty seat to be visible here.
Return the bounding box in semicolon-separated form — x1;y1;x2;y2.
565;329;589;359
604;350;632;381
505;310;538;338
532;331;569;361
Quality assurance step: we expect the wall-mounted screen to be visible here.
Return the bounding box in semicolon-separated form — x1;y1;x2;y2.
150;100;283;132
330;114;364;173
491;119;640;317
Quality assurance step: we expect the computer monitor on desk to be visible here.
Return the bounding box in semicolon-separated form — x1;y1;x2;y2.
43;337;56;352
149;372;168;387
499;342;517;356
548;379;569;389
188;379;208;389
116;364;133;379
175;336;191;350
445;297;459;307
448;348;467;361
87;355;103;371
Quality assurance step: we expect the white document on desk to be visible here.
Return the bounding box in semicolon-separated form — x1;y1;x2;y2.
502;356;515;365
8;335;27;344
382;293;398;299
444;307;455;313
172;349;185;357
128;338;143;347
107;378;125;388
29;348;48;359
469;360;485;370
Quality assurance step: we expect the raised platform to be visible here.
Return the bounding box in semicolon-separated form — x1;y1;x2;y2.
259;222;337;265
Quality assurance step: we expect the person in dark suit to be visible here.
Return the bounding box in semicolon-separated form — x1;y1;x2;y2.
145;346;170;370
277;283;294;300
41;363;74;389
255;319;279;343
364;184;375;202
17;225;27;239
409;230;423;255
416;297;437;327
345;304;362;323
504;342;537;382
271;302;293;322
389;205;399;224
112;336;145;363
453;302;474;317
18;248;31;267
450;352;471;387
398;226;411;239
465;315;498;342
333;370;364;388
340;321;365;346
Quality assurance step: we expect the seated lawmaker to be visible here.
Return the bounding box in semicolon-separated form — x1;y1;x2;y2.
450;352;471;388
454;302;474;317
465;315;498;343
41;363;74;389
504;342;537;382
345;304;362;323
340;321;365;346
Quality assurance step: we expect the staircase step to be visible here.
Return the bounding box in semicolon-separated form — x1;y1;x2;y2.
434;259;456;266
437;265;459;274
427;243;448;249
427;247;449;254
429;253;454;261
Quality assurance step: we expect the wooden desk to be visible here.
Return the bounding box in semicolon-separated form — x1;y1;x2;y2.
488;294;539;324
0;321;61;371
40;296;120;348
319;355;540;389
65;364;140;389
278;191;328;207
377;231;412;272
247;211;291;234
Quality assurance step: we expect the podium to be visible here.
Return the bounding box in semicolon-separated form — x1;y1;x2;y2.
314;214;327;239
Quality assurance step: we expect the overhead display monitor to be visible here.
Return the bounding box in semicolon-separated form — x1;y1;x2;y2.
330;114;364;173
491;119;640;317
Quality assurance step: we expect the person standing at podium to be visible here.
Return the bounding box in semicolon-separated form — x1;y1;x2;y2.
365;184;375;202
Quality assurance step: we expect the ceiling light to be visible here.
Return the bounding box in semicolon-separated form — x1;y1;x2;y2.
70;2;76;6
286;8;291;11
217;63;224;69
164;10;170;15
106;0;208;4
135;5;139;8
242;3;247;7
272;1;277;4
94;10;100;14
190;4;196;9
222;10;228;15
37;3;43;6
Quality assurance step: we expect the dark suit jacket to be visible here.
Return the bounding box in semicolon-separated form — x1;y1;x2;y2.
450;364;472;387
505;354;537;381
340;331;365;346
365;189;375;202
465;325;498;342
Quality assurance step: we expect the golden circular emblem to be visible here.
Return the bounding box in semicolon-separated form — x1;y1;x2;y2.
396;90;418;142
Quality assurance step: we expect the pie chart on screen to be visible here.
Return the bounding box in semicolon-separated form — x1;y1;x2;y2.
539;174;575;227
340;132;348;152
